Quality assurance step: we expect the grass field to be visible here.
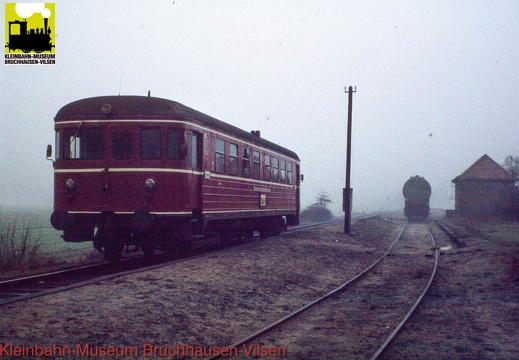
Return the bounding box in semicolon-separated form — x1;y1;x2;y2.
0;207;98;278
0;208;92;255
0;208;93;262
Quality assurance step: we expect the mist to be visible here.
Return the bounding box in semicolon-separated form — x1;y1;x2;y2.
2;0;518;216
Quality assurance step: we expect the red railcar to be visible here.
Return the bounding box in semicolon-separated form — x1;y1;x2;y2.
49;96;300;261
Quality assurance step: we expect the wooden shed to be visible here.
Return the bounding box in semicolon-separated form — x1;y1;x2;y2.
451;154;514;217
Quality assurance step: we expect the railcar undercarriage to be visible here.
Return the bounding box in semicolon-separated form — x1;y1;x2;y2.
54;211;289;262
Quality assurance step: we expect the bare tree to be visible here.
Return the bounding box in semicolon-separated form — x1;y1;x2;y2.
503;155;519;184
300;190;334;223
314;190;332;208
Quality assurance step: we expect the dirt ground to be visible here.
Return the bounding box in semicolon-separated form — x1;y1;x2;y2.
385;217;519;359
0;216;517;359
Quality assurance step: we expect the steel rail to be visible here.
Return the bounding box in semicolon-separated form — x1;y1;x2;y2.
285;214;379;234
370;223;439;360
0;262;105;287
205;221;409;360
0;254;159;306
0;218;358;306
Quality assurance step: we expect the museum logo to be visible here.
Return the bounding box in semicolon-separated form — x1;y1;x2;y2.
4;3;55;65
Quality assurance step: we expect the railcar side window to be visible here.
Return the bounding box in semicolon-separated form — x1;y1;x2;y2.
264;155;271;181
55;131;60;160
287;162;293;184
167;129;183;160
112;132;133;160
215;139;225;173
191;134;198;169
253;151;260;179
242;148;250;178
230;144;238;176
280;160;286;182
64;128;104;160
186;133;198;169
273;157;279;182
141;129;161;159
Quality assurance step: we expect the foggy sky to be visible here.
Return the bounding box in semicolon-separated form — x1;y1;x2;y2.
2;0;518;215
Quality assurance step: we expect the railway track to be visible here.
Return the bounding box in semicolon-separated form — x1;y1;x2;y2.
0;217;373;307
207;221;446;359
0;254;172;306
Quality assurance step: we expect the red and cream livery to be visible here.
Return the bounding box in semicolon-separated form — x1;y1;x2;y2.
49;95;301;261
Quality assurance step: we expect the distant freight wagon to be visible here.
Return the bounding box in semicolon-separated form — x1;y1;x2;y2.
403;176;431;221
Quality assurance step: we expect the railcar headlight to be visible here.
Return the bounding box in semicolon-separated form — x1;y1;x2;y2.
100;103;112;115
144;178;156;190
65;178;75;190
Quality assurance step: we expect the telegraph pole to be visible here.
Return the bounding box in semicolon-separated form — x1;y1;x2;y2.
344;86;356;234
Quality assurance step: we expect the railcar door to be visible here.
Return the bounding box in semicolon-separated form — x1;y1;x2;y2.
186;131;203;213
62;123;109;211
106;125;137;208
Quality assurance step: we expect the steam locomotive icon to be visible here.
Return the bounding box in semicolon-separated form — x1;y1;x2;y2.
5;18;54;53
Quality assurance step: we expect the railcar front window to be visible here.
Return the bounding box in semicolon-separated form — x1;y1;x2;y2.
280;160;286;182
167;129;183;160
64;128;104;160
112;132;133;160
141;129;161;159
287;162;293;184
273;157;279;182
215;139;225;173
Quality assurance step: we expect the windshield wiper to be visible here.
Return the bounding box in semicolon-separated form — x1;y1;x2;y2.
70;121;84;144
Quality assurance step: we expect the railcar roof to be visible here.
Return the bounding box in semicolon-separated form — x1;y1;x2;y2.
55;96;299;161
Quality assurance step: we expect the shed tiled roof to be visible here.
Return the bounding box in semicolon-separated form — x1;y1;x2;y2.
452;154;513;182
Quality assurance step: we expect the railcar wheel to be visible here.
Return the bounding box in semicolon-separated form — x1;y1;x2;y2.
103;241;124;262
176;238;193;257
140;244;156;257
95;215;125;262
163;237;192;258
162;246;176;259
